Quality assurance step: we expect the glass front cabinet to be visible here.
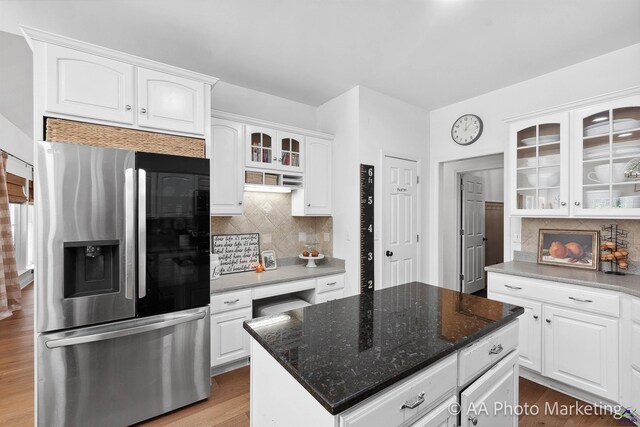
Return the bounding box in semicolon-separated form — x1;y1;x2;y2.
245;126;305;173
510;94;640;217
510;113;570;216
573;96;640;216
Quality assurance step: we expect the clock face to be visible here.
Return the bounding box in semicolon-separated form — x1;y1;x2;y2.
451;114;483;145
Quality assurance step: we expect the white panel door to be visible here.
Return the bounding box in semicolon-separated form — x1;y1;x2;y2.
460;350;519;427
137;67;205;134
488;293;542;373
211;308;252;367
461;174;485;294
383;156;418;288
211;118;244;215
304;137;332;215
543;305;619;401
46;44;135;124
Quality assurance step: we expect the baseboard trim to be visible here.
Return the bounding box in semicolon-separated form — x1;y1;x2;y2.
19;270;33;289
211;357;250;377
520;368;619;409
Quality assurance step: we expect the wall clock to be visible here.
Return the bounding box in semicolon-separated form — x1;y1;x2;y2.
451;114;483;145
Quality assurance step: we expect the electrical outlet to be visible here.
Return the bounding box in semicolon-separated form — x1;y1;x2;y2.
512;233;521;243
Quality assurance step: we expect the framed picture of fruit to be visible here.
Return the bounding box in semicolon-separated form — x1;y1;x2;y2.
537;229;600;270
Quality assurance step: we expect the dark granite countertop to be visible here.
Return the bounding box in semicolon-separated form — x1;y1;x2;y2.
243;281;523;415
486;261;640;297
211;257;346;294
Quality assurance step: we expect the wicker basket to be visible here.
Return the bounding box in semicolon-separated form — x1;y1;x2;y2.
245;171;263;185
45;118;205;158
264;173;279;186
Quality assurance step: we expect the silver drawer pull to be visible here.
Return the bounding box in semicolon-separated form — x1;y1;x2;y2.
326;282;337;286
504;284;522;290
400;392;425;410
489;344;503;355
569;296;593;303
224;299;240;304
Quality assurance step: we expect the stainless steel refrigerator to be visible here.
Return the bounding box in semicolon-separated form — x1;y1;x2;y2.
35;141;211;426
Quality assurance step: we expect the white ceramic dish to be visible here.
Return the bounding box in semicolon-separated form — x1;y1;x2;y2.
619;195;640;208
583;139;640;160
520;134;560;146
525;170;559;187
584;118;640;137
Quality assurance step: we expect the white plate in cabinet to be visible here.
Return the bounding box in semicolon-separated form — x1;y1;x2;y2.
458;320;519;386
46;44;135;124
412;396;458;427
211;307;252;367
488;293;542;373
211;118;244;215
340;354;457;427
137;67;205;135
543;305;619;401
292;136;332;216
460;350;519;427
211;289;252;314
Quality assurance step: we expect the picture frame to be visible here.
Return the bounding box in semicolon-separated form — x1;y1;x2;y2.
537;229;600;271
261;250;277;271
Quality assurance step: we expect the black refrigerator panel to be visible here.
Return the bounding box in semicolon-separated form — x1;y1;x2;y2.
136;153;210;318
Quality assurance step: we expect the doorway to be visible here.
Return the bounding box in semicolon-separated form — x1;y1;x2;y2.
459;168;504;295
382;155;420;288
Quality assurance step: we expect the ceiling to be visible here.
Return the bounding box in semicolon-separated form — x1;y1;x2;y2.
1;0;640;133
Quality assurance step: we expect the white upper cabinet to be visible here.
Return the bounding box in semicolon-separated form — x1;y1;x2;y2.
276;131;305;173
46;44;135;124
292;137;332;216
211;118;244;215
572;96;640;216
510;112;570;216
137;67;205;135
245;126;278;170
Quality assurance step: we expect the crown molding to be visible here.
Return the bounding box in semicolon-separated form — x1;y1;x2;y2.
20;25;219;86
211;109;334;139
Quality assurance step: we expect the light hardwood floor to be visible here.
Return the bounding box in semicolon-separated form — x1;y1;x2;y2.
1;286;628;426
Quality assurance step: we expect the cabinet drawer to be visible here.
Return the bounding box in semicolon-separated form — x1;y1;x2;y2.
316;289;344;304
488;273;620;317
317;274;345;294
458;320;519;386
211;289;252;314
340;354;457;427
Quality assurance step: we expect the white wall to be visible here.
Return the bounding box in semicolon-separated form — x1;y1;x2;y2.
428;42;640;285
470;168;504;202
211;81;318;130
0;113;33;165
318;86;430;295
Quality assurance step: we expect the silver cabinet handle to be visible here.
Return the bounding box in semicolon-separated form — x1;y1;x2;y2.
574;201;581;206
400;392;425;410
326;282;337;286
125;104;132;111
561;201;567;206
489;344;503;355
138;169;147;299
224;299;240;304
533;315;539;320
238;201;243;205
307;203;311;207
546;319;551;324
504;284;522;290
124;168;136;300
140;108;147;114
569;296;593;303
469;416;478;426
45;311;206;348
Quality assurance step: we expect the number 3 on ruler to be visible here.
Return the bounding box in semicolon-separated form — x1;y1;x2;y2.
367;252;373;261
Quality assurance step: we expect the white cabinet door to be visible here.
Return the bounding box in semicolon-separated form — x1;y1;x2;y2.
460;350;519;427
46;44;135;124
137;67;205;135
246;126;278;170
543;305;619;401
488;293;542;373
298;137;332;215
276;131;305;173
412;396;457;427
315;289;344;304
211;307;252;367
626;298;640;412
211;118;244;215
510;112;570;216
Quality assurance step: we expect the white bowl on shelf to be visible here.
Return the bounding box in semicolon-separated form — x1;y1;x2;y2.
525;170;559;187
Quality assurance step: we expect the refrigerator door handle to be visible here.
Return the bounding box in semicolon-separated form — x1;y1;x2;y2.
124;168;136;300
138;168;147;299
44;311;206;349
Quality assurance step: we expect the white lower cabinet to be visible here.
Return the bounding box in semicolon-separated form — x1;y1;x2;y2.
543;305;619;401
630;298;640;412
460;350;519;427
412;396;458;427
211;307;252;367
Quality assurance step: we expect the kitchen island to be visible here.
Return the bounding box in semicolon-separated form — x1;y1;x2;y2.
243;282;524;427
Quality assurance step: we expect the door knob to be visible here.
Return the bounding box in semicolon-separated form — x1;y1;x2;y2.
469;417;478;426
482;237;488;242
125;104;132;111
140;108;146;114
561;201;567;206
574;201;581;206
533;315;539;320
386;251;393;257
546;319;551;324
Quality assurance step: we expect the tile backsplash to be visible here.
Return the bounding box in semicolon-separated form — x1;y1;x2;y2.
211;192;332;259
521;218;640;274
